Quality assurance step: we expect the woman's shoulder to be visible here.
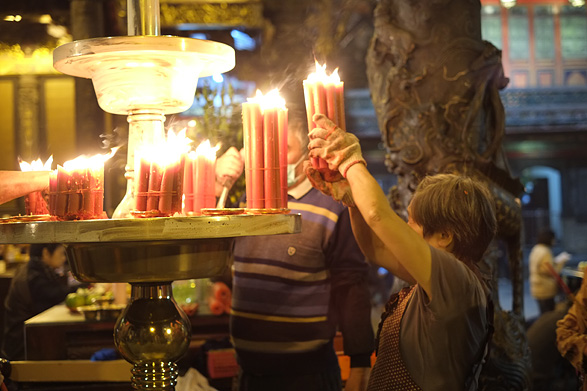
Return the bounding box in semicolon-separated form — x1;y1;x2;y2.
428;247;487;302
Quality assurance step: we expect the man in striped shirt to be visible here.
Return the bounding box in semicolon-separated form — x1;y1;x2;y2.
220;110;374;391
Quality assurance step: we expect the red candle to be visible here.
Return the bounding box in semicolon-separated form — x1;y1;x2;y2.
187;140;218;214
68;170;82;216
242;104;253;207
55;166;69;217
81;168;94;217
135;156;151;212
26;190;37;215
278;109;288;208
157;155;184;216
172;154;185;213
242;90;288;211
303;63;346;180
158;161;176;214
190;157;198;212
303;81;320;170
263;107;280;209
250;102;265;209
193;153;206;214
48;150;114;220
182;153;194;213
335;83;346;131
49;171;57;215
92;166;104;218
146;161;162;212
132;129;190;217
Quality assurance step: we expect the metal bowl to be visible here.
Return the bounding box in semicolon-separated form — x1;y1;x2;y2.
66;238;232;283
0;214;302;283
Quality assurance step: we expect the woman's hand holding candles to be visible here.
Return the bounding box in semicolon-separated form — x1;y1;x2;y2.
303;62;346;182
305;114;365;206
308;114;365;178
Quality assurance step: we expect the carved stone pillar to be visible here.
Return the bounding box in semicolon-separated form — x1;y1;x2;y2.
16;75;41;162
365;0;531;389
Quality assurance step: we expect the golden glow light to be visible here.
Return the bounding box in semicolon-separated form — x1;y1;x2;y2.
4;15;22;22
247;89;286;112
194;140;220;162
62;148;119;171
137;128;192;166
306;62;341;84
19;156;53;172
39;14;52;24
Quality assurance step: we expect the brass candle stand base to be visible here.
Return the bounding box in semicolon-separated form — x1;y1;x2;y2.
115;283;190;391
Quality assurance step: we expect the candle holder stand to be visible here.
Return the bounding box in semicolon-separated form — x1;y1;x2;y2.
0;215;301;390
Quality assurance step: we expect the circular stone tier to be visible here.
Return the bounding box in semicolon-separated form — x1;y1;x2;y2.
53;36;235;115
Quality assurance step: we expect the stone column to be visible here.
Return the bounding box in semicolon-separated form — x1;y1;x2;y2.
16;74;41;162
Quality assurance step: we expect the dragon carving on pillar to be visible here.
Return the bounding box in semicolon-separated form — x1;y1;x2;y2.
365;0;531;389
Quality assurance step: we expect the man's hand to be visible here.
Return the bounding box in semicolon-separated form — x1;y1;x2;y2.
215;147;244;197
308;114;366;178
305;164;355;207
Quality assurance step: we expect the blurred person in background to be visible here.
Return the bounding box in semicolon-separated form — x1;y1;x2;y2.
1;243;80;360
529;229;571;315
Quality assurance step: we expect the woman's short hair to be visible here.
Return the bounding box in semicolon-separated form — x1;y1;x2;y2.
29;243;63;258
410;174;497;264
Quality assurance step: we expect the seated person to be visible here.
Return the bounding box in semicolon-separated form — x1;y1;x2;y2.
2;243;79;360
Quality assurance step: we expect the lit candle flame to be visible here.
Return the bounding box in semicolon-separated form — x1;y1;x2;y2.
63;148;119;171
137;128;192;167
306;62;341;84
19;156;53;172
193;140;220;162
247;89;287;112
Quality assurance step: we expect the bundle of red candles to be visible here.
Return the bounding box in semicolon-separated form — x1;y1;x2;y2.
303;62;346;181
19;156;52;215
48;151;116;220
183;140;219;215
242;89;288;211
134;129;190;217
